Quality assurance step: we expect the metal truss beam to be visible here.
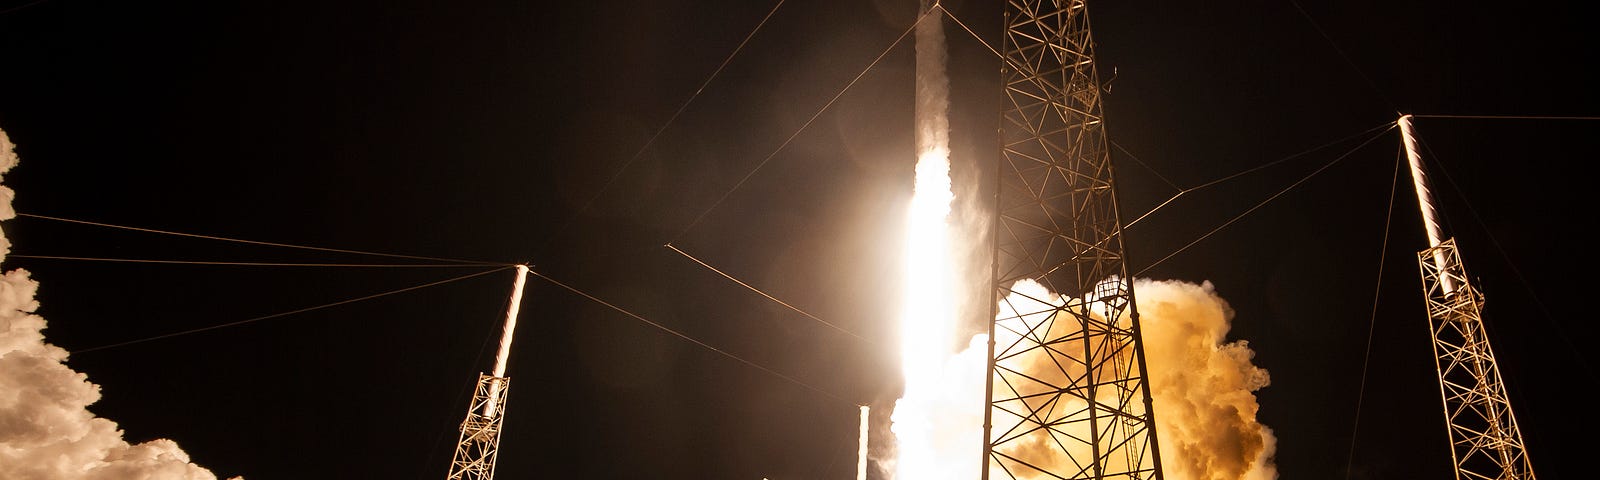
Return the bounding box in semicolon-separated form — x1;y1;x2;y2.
448;374;510;480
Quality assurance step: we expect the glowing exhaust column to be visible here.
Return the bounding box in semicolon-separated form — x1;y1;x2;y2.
892;4;965;479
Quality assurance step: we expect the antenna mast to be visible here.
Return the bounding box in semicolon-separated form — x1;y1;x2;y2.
447;265;530;480
1399;115;1535;480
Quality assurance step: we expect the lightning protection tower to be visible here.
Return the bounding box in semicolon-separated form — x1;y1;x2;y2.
1399;115;1536;480
983;1;1164;479
447;265;530;480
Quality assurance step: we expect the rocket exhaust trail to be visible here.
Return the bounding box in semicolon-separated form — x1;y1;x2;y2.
891;6;972;479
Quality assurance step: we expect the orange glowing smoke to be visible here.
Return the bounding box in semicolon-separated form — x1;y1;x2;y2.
892;277;1279;480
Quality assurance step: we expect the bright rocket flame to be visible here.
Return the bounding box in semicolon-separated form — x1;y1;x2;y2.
890;8;977;479
899;147;955;379
891;145;972;480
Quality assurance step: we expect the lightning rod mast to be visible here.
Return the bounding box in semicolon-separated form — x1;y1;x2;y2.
1399;115;1535;480
447;264;530;480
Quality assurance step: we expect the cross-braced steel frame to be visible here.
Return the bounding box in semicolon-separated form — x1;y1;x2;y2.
447;374;511;480
1417;240;1535;480
982;1;1163;478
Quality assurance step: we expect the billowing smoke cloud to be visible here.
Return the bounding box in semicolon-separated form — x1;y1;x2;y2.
1137;279;1277;480
0;126;240;480
889;276;1277;479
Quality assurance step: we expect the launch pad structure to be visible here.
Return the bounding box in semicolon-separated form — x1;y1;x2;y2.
428;8;1539;480
984;1;1163;479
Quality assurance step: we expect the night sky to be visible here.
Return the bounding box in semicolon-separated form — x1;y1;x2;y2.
1;0;1595;479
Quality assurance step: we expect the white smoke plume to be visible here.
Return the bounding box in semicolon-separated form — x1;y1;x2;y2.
0;126;240;480
912;2;948;159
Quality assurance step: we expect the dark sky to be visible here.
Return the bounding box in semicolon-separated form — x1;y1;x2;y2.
1;0;1595;479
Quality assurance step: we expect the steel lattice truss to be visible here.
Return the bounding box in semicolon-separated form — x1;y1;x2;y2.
983;1;1163;478
447;374;510;480
1417;240;1535;480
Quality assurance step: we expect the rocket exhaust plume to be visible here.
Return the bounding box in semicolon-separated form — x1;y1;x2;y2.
0;126;241;480
890;5;976;479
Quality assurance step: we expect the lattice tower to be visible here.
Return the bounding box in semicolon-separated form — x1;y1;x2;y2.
1401;116;1535;480
983;1;1164;478
447;265;529;480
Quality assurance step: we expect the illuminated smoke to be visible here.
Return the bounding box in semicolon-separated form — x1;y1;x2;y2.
0;126;240;480
898;276;1278;479
1138;279;1277;480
